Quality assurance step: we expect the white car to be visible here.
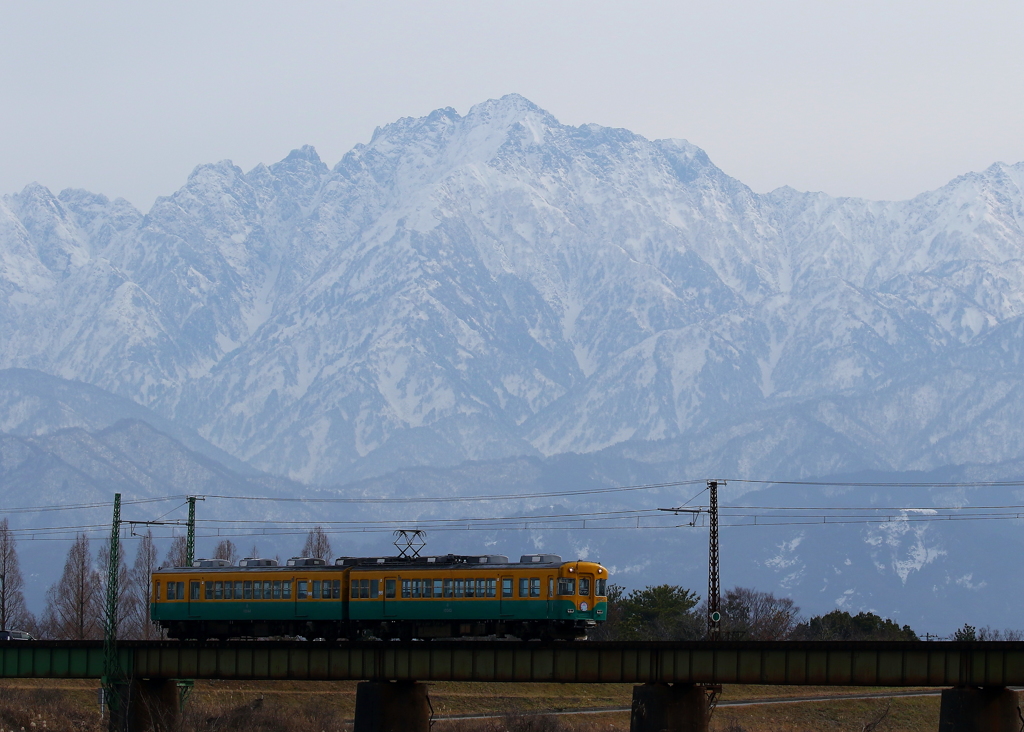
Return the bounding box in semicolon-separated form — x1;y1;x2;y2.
0;630;34;641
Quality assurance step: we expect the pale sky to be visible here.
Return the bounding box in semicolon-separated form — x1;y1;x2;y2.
2;1;1023;210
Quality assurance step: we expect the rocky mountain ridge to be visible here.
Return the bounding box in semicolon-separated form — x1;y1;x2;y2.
3;94;1024;485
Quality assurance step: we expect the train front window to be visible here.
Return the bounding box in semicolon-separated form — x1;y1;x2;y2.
579;578;591;596
596;579;607;597
557;578;575;596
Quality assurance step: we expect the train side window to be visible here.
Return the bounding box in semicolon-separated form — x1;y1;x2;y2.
155;581;161;601
298;580;308;600
264;580;273;598
454;579;464;598
190;581;200;600
596;579;607;597
178;582;185;599
433;579;442;598
351;581;359;599
167;582;176;600
530;578;541;598
548;578;554;598
253;581;262;600
225;582;234;600
502;578;513;598
244;581;253;600
475;579;485;597
214;581;223;600
579;578;591;596
367;580;376;599
422;579;432;598
558;578;575;596
401;579;411;599
443;579;453;598
318;580;327;599
283;581;291;599
205;582;213;600
312;580;321;599
234;581;243;599
486;579;496;598
385;579;396;598
465;579;475;598
411;579;421;598
519;578;529;598
273;580;282;600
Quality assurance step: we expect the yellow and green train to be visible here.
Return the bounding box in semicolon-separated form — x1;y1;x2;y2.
151;553;609;640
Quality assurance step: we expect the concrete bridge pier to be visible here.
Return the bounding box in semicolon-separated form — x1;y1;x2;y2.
108;679;180;732
938;687;1023;732
630;683;709;732
354;680;431;732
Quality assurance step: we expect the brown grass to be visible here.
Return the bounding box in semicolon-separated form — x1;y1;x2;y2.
0;679;942;732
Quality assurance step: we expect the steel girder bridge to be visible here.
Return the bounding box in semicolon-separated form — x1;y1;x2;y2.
3;640;1022;731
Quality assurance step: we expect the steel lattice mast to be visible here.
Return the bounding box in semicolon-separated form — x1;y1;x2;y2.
186;495;198;567
707;480;721;641
102;493;124;725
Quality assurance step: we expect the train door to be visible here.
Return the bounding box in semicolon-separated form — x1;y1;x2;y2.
383;576;398;617
295;578;309;617
500;576;514;617
578;572;594;613
188;580;201;618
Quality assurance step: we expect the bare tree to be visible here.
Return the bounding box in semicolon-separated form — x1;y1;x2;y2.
43;534;103;640
301;526;332;562
213;539;237;565
720;586;800;640
98;540;132;639
127;530;162;639
163;534;188;568
0;518;33;631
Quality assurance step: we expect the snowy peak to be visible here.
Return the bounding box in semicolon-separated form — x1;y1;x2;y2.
3;96;1024;485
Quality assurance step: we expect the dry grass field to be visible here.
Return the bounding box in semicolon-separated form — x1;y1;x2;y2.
0;678;941;732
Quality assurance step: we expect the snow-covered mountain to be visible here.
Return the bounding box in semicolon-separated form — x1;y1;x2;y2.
3;94;1024;486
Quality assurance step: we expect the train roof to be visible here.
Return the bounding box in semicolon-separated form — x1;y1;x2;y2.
154;553;604;572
